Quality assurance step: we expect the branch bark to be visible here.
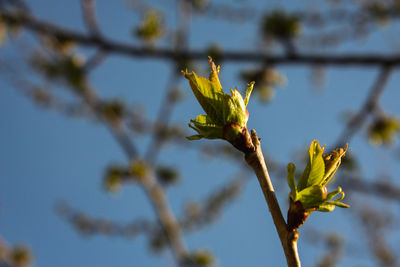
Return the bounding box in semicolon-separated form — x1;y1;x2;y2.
245;130;301;267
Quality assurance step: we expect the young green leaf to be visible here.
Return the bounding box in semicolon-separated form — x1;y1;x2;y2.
326;201;350;209
297;140;325;190
183;71;225;124
296;185;326;210
317;204;335;212
188;115;223;140
325;187;343;201
321;144;348;186
183;57;255;147
307;141;325;187
244;81;255;106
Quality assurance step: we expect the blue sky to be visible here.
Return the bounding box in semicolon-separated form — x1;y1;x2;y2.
1;1;400;266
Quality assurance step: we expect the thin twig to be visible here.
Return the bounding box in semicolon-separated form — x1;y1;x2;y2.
2;3;189;263
83;50;108;72
89;91;189;264
145;0;190;164
245;130;301;267
334;65;392;148
3;11;400;66
64;81;188;264
144;71;180;164
140;173;188;264
80;0;101;36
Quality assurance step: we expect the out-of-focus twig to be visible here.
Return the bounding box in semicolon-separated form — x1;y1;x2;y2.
340;174;400;202
83;50;108;72
55;202;156;237
145;0;190;165
334;66;392;148
81;84;189;264
180;174;248;231
144;71;181;164
3;11;400;66
80;0;101;36
357;205;398;267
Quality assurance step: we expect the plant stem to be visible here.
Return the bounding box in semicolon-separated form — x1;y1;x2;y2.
245;129;301;267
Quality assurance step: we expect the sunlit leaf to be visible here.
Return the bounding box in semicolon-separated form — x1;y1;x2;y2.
297;140;325;190
296;185;326;210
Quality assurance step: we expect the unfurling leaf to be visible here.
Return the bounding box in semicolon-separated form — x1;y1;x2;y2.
297;140;325;191
295;185;327;210
183;57;255;153
188;115;223;140
286;140;349;230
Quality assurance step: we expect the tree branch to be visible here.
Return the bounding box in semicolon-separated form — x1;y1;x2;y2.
245;130;301;267
144;71;180;164
80;0;101;36
65;81;188;265
140;173;189;264
3;11;400;66
334;65;392;148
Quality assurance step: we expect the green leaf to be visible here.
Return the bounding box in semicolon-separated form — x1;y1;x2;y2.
223;89;248;126
208;56;222;91
297;162;310;191
296;185;326;210
325;187;342;201
244;81;255;107
335;191;345;202
317;204;335;212
186;134;203;140
286;163;297;199
188;115;223;139
183;72;225;124
325;201;350;209
297;140;325;190
321;144;348;186
319;188;349;210
191;114;210;124
307;140;325;186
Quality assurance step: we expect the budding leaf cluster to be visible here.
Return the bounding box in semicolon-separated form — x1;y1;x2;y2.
287;140;349;229
103;160;148;192
261;10;301;40
135;10;163;44
368;115;400;146
182;57;254;147
31;53;87;93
